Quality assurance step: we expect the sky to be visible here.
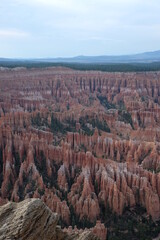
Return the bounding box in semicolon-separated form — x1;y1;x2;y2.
0;0;160;58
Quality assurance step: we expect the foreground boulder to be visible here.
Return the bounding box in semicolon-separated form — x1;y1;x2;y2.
0;198;99;240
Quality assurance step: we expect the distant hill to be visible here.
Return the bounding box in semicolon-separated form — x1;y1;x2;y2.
34;50;160;63
1;50;160;64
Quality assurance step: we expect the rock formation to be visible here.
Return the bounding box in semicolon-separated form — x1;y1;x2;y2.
0;198;99;240
0;67;159;236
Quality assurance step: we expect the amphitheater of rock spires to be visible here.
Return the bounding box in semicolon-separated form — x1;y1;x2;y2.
0;67;160;239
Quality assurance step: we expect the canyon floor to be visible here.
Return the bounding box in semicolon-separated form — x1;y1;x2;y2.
0;67;160;239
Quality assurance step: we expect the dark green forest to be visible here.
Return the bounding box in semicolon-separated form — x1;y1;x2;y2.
1;60;160;72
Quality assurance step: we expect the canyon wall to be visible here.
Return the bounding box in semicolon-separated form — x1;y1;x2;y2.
0;67;160;237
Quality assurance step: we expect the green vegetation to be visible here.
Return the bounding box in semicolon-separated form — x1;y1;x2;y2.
1;61;160;72
18;171;28;200
118;110;134;128
67;103;70;110
97;95;116;109
141;96;146;102
12;146;21;177
79;116;94;135
69;204;96;229
31;112;49;128
34;151;48;183
88;96;95;105
34;151;60;189
50;114;77;133
107;215;160;240
117;100;126;110
97;96;134;129
38;187;45;196
92;118;110;132
79;115;110;135
79;144;87;153
144;166;160;174
99;202;160;240
50;113;65;133
18;150;61;199
80;124;94;136
31;112;77;134
64;118;77;132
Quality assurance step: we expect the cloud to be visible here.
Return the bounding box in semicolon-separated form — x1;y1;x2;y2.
0;29;30;38
0;0;160;57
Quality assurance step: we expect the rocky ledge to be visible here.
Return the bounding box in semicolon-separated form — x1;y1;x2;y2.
0;198;99;240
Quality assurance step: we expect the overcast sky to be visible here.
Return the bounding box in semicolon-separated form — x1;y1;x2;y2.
0;0;160;58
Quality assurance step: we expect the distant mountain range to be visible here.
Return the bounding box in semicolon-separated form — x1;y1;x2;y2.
1;50;160;64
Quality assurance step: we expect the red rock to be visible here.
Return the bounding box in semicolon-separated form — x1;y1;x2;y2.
0;67;159;226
